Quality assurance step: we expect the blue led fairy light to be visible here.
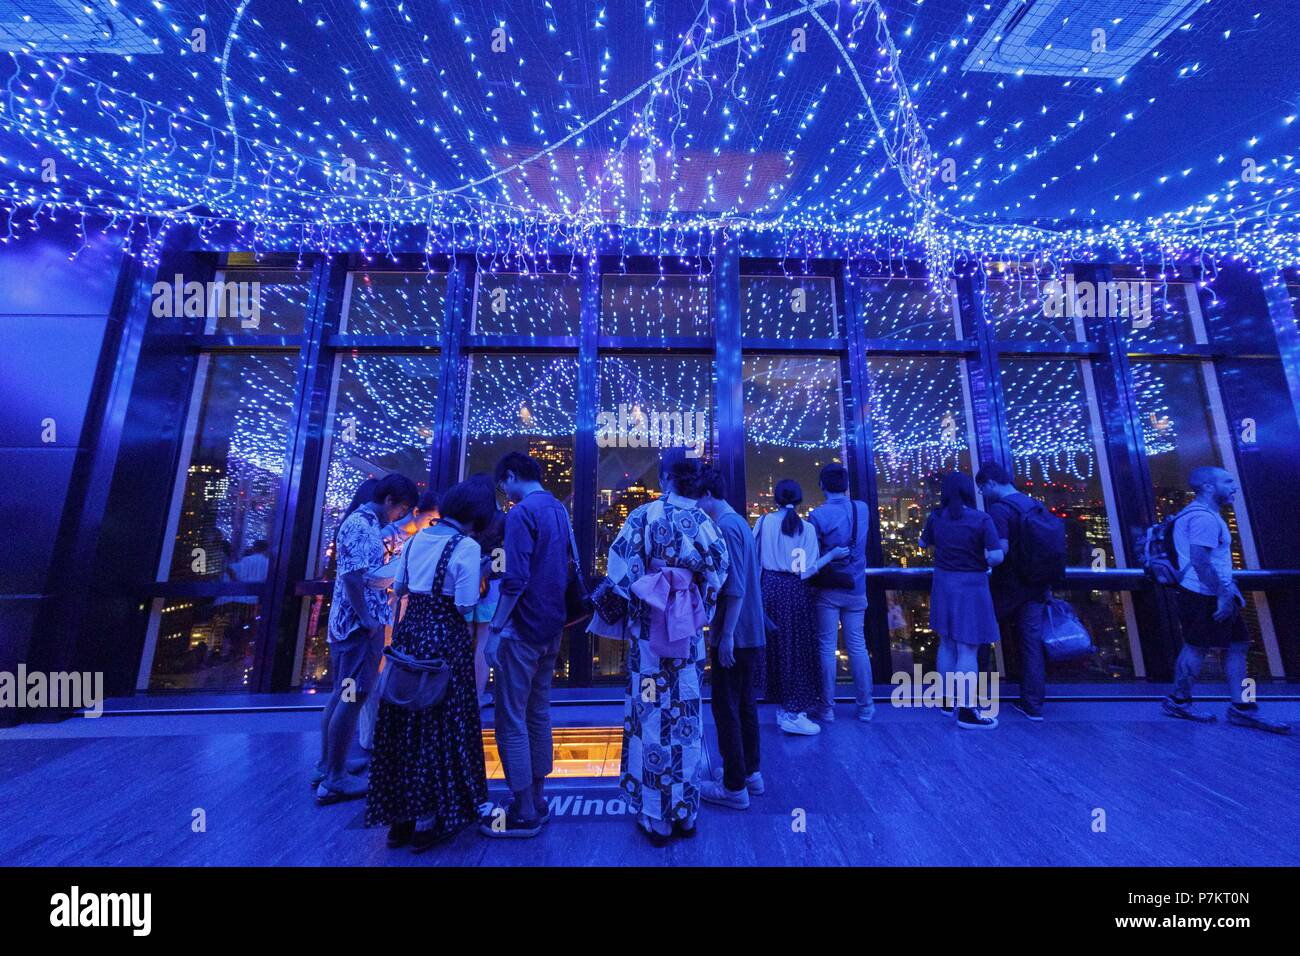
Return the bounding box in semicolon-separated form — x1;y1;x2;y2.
0;1;1295;282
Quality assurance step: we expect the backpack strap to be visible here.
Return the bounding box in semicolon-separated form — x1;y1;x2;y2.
555;506;584;586
1005;493;1035;517
1003;493;1036;541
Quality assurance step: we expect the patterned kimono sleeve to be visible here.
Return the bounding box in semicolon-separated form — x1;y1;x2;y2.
690;513;729;621
605;505;648;601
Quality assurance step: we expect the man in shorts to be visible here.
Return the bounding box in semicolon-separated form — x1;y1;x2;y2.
1161;466;1289;733
316;473;419;803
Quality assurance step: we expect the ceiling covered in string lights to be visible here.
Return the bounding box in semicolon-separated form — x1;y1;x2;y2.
0;0;1297;272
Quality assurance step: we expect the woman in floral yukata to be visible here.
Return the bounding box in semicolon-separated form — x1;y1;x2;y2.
604;449;729;845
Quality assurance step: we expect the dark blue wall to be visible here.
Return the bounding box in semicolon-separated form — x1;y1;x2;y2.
0;226;125;717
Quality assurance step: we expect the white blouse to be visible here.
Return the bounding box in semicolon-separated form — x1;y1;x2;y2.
394;527;481;607
753;509;821;577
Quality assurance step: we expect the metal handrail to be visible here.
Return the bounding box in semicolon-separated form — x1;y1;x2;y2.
863;567;1300;590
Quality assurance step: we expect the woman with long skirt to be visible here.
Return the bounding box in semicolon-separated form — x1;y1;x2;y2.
605;450;728;845
754;479;848;736
920;471;1005;730
366;479;495;851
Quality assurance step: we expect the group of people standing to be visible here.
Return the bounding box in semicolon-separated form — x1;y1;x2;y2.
316;454;575;848
313;449;1288;852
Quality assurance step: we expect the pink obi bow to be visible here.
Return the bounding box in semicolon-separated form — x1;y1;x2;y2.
630;566;707;659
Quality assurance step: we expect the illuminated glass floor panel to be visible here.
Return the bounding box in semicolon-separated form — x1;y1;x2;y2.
481;726;622;780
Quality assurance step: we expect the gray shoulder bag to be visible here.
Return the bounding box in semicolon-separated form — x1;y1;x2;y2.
376;532;460;710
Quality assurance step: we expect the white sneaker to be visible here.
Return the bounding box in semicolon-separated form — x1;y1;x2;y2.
710;767;765;795
701;780;750;809
778;711;821;736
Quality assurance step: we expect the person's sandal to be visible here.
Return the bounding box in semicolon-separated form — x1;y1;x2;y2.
637;815;671;847
311;755;369;788
411;823;457;853
386;821;415;849
314;773;368;805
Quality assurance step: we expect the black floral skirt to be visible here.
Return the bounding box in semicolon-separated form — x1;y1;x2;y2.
365;592;487;833
760;569;821;714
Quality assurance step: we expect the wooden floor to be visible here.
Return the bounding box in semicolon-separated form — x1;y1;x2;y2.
1;699;1297;866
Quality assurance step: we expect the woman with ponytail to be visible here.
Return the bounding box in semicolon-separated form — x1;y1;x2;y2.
755;479;849;736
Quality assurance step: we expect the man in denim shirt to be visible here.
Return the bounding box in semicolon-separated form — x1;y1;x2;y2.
482;452;573;837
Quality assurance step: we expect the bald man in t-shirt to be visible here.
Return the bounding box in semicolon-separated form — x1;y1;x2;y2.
1161;466;1289;733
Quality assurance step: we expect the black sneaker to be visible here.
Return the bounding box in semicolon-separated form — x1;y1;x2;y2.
1226;704;1292;734
1011;700;1044;722
479;808;543;839
939;699;955;716
956;707;998;730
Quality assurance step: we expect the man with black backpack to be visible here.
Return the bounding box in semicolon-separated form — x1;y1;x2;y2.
1149;466;1289;732
976;462;1067;721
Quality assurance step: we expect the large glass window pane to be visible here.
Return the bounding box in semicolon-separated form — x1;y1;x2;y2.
342;272;446;334
208;269;313;335
141;597;262;691
859;277;960;339
461;354;578;502
1132;359;1274;678
1133;361;1223;520
1000;357;1138;678
864;356;974;673
742;355;846;519
741;275;837;338
595;354;714;680
311;353;439;576
1287;277;1300;322
1000;359;1116;564
142;350;297;691
985;274;1081;343
164;352;298;582
601;273;710;337
473;271;581;335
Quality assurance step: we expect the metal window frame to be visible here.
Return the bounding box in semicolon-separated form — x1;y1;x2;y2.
87;240;1300;695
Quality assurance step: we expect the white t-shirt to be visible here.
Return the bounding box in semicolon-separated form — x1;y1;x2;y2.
1173;503;1233;596
754;509;821;577
394;527;481;607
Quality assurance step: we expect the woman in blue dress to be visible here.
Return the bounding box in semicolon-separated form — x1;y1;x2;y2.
920;471;1005;730
604;451;728;845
